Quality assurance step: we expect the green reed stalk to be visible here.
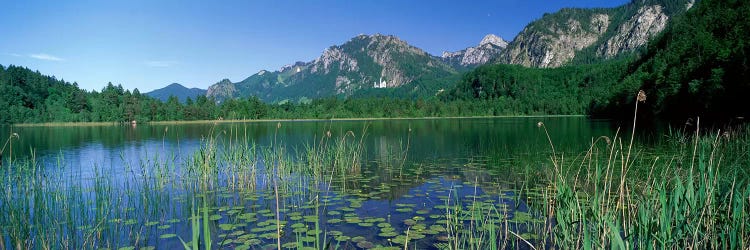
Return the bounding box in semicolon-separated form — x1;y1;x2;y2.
545;90;750;249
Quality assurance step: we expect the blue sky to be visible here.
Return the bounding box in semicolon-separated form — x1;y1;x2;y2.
1;0;629;92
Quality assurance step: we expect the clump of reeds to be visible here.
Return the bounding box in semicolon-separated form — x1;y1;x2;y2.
542;90;750;249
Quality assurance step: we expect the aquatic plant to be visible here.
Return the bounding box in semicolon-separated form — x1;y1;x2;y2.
544;91;750;249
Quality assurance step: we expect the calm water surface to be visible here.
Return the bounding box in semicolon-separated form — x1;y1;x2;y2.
3;117;615;172
1;117;631;249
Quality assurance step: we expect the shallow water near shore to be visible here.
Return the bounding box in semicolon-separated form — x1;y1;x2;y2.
1;117;649;249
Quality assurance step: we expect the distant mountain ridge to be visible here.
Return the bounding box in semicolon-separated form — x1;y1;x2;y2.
206;34;456;103
146;83;206;103
187;0;690;102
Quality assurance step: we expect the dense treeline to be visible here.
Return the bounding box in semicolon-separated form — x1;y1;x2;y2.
0;64;531;124
444;60;631;115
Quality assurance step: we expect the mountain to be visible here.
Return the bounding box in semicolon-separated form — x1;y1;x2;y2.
442;34;508;67
207;34;457;103
499;0;694;67
146;83;206;103
607;0;749;121
447;0;749;122
205;0;694;103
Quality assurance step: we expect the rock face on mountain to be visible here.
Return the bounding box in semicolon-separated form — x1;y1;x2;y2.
499;0;692;68
205;79;235;99
596;5;669;57
501;10;611;68
206;34;455;102
442;34;508;67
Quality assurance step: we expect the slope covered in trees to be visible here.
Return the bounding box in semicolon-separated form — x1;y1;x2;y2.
0;65;91;123
611;0;749;121
451;0;749;123
444;60;631;115
0;65;219;123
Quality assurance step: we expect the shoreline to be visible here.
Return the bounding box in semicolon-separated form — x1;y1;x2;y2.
12;115;587;127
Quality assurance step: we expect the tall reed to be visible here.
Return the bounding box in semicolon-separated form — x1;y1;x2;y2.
544;90;750;249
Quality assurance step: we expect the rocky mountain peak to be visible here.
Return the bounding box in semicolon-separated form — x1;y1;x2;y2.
479;34;508;48
206;78;236;99
442;34;508;66
206;33;454;102
217;78;232;85
280;61;308;72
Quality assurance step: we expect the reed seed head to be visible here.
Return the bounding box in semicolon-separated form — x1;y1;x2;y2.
637;90;647;102
277;122;282;129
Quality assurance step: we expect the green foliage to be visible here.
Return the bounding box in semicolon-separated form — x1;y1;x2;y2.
0;65;219;124
0;65;88;123
613;0;750;121
549;124;750;249
444;60;632;115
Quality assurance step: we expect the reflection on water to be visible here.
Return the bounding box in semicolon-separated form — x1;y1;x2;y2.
1;117;621;249
3;117;614;166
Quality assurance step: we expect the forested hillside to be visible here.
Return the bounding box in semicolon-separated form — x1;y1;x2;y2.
0;65;91;123
444;60;630;115
0;65;219;123
452;0;749;122
613;0;749;121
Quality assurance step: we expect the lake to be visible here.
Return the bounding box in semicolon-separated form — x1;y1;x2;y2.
1;117;636;249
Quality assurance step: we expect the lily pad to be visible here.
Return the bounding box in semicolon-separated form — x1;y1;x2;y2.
159;233;177;239
351;236;366;243
282;242;298;249
335;235;351;242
